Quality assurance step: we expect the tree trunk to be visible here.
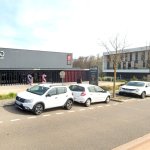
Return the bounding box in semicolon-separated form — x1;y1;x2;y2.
113;63;116;98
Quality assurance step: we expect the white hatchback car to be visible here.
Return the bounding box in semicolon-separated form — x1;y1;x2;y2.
119;81;150;98
69;84;111;107
15;83;74;115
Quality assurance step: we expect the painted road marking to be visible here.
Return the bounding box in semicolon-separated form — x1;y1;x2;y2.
97;106;103;108
27;116;37;119
43;114;51;117
0;102;125;123
79;108;86;111
11;119;20;122
88;107;95;110
68;110;75;113
56;112;64;115
113;103;118;105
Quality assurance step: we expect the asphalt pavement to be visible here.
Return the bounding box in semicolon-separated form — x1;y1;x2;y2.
0;83;150;149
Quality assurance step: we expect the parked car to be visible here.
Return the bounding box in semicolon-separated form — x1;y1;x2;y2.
119;81;150;98
69;84;111;107
15;83;74;115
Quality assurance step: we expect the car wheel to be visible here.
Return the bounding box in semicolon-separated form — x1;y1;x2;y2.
141;92;146;99
105;96;110;103
119;92;122;95
65;99;73;110
85;99;91;107
33;103;44;115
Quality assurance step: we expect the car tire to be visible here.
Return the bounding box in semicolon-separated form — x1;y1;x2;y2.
105;96;110;103
141;92;146;99
65;99;73;110
85;99;91;107
119;92;122;95
33;103;44;115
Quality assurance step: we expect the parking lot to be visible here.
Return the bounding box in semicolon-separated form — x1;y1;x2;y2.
1;81;150;149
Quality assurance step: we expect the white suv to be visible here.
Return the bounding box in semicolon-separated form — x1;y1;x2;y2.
119;81;150;98
15;83;74;115
69;84;111;107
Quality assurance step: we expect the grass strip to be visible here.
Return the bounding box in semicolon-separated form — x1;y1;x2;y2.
0;93;16;100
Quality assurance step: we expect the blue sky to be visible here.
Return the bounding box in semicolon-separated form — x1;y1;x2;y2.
0;0;150;58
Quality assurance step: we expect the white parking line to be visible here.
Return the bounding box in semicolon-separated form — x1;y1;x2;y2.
113;103;118;105
27;116;37;119
56;112;64;115
124;100;130;102
105;105;110;107
97;106;103;108
79;108;86;111
68;110;75;113
88;107;95;110
10;119;20;122
43;114;51;117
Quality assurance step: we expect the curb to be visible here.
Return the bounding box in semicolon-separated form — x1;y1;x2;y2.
110;98;124;102
113;133;150;150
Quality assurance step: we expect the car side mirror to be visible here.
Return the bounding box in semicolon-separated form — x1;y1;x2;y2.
46;94;51;97
102;90;106;93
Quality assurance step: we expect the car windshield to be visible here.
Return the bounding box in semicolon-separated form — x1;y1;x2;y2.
126;82;145;87
27;85;49;95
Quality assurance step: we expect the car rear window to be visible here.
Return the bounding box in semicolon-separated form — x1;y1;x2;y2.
69;85;85;92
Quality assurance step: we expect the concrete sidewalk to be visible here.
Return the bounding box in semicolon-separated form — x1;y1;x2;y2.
113;133;150;150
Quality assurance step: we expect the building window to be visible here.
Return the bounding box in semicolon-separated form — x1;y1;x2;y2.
134;60;138;69
130;53;132;61
141;51;145;61
128;62;131;69
118;62;121;69
125;53;128;61
107;62;110;69
135;52;138;61
123;62;126;69
143;61;146;68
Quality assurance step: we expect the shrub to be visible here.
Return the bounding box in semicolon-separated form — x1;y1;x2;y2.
131;76;138;81
0;93;17;100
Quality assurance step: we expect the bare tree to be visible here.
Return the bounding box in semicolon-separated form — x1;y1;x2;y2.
102;35;127;98
73;55;103;70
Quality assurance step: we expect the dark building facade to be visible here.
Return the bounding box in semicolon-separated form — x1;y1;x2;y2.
0;48;89;85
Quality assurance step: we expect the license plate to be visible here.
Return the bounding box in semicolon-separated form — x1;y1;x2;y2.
16;101;21;105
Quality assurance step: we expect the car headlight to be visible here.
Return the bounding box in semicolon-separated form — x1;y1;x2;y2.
119;87;122;91
24;99;33;103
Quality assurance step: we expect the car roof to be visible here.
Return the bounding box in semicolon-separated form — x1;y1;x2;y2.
128;81;150;83
70;83;96;88
38;83;67;88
